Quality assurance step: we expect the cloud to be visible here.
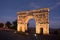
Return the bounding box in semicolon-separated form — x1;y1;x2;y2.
3;16;16;19
50;20;60;28
0;16;16;23
29;2;40;9
50;16;60;28
50;2;60;10
2;16;16;19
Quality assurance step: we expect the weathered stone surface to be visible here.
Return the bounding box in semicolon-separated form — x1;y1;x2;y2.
17;8;49;34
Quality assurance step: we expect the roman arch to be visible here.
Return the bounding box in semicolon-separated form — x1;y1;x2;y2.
17;8;49;34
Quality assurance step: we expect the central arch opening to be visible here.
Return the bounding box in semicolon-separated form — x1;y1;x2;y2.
27;18;36;34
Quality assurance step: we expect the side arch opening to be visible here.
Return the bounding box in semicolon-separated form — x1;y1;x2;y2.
40;28;43;35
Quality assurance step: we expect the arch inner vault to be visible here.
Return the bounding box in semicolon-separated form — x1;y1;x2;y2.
17;8;49;34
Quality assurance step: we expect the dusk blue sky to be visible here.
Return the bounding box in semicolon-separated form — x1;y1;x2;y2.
0;0;60;28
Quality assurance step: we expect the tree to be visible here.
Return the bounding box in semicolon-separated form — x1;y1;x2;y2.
12;20;17;30
0;23;4;27
5;21;12;28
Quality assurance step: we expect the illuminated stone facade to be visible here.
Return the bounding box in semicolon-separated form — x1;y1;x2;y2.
17;8;49;34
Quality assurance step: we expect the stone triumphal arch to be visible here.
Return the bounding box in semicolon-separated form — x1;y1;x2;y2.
17;8;49;34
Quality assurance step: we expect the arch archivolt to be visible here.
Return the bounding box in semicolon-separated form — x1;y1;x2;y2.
25;16;36;23
17;8;49;34
24;16;36;30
